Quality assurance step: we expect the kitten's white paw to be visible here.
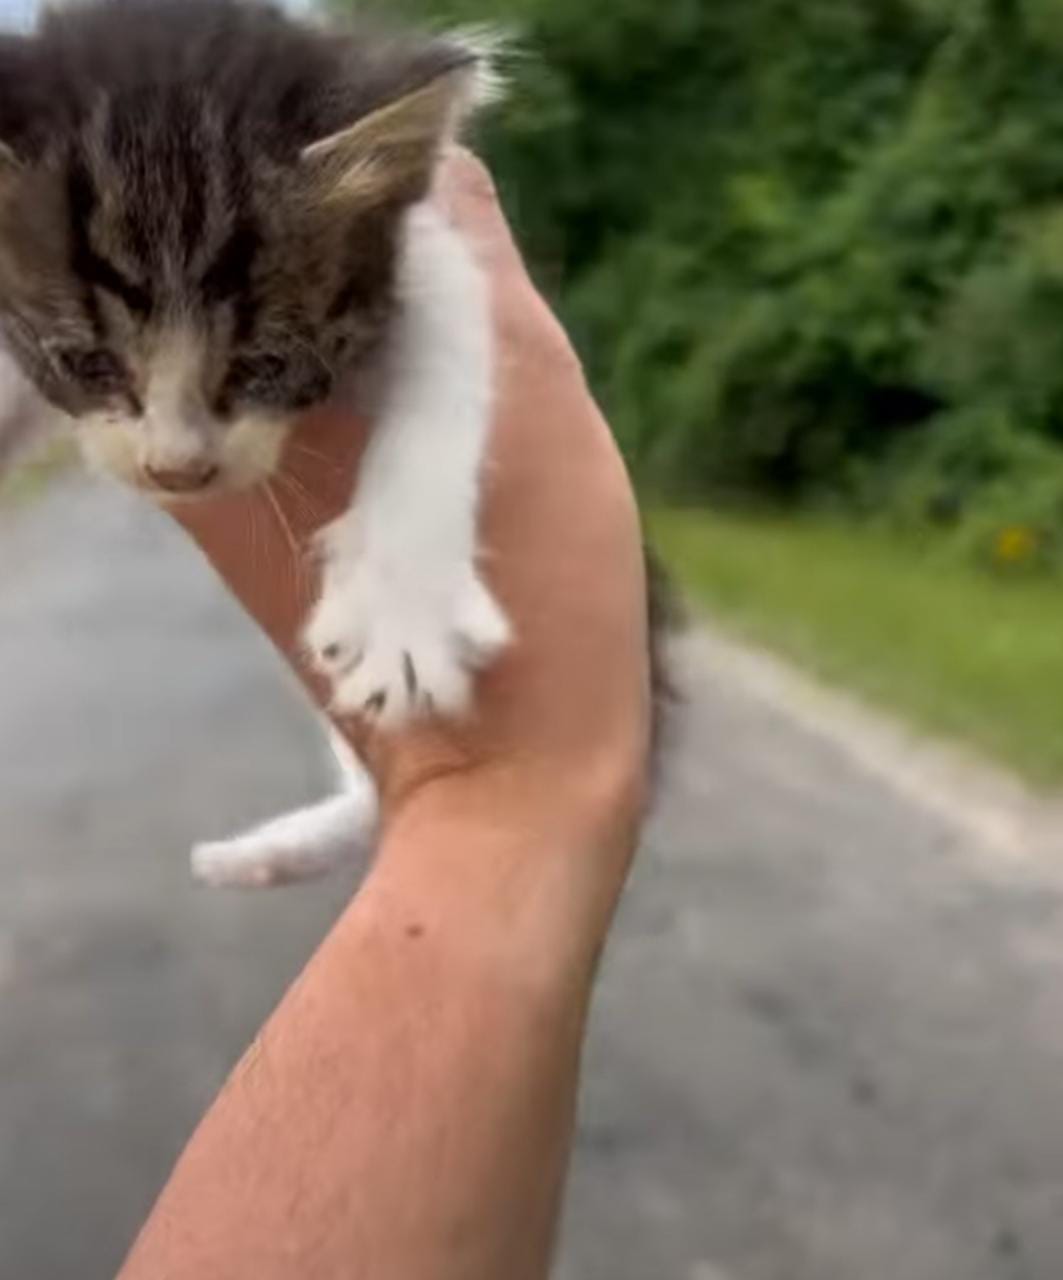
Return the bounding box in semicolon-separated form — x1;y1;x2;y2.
305;556;510;728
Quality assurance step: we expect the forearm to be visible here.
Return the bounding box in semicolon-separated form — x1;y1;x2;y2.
118;782;631;1280
121;147;650;1279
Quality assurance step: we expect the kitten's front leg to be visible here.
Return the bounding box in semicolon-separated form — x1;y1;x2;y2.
305;203;510;726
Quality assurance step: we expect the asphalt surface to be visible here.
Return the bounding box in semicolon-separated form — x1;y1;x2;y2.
3;479;1063;1280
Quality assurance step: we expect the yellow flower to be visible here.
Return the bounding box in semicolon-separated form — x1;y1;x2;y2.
993;524;1039;567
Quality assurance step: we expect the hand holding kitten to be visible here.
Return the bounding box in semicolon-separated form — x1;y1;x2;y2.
169;149;652;864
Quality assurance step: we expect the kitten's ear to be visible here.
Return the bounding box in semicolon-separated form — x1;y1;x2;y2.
300;61;478;210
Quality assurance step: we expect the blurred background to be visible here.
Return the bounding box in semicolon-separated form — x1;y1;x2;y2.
395;0;1063;782
5;1;1063;1277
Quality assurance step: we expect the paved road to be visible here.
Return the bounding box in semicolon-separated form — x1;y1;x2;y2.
3;480;1063;1280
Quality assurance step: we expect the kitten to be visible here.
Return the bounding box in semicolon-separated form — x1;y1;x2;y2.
0;0;510;886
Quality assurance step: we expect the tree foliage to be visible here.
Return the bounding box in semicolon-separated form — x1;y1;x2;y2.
351;0;1063;554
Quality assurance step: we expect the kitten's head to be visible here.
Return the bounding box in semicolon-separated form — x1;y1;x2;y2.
0;0;481;498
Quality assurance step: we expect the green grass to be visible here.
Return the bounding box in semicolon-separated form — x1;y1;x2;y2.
650;507;1063;786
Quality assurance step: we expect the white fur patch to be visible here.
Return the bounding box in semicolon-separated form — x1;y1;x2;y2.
304;201;510;726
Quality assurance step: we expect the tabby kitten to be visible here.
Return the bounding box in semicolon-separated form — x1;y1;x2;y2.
0;0;508;885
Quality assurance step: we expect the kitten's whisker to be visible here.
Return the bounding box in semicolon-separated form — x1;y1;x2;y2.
276;471;318;526
256;490;279;578
289;441;347;480
263;479;303;584
273;473;314;531
289;441;331;464
246;493;264;576
241;503;255;567
283;330;336;380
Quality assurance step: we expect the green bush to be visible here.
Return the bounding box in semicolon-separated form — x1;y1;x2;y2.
347;0;1063;564
863;407;1063;569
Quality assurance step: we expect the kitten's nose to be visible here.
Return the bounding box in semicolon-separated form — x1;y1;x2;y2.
143;461;219;494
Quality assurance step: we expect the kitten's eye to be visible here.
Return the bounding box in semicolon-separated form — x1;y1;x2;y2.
57;347;128;395
224;352;289;400
222;351;331;411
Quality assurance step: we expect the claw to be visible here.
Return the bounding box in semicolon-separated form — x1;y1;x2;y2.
363;689;388;717
402;651;418;698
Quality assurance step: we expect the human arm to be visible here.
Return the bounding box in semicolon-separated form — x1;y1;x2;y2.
117;152;652;1280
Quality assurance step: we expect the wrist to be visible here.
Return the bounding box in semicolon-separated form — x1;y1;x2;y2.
352;754;644;993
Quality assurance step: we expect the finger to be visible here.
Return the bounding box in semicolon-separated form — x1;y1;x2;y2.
435;147;529;284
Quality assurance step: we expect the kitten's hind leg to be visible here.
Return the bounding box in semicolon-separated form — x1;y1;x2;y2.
191;739;378;889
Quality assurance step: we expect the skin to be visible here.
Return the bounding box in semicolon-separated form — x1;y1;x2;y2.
118;150;652;1280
